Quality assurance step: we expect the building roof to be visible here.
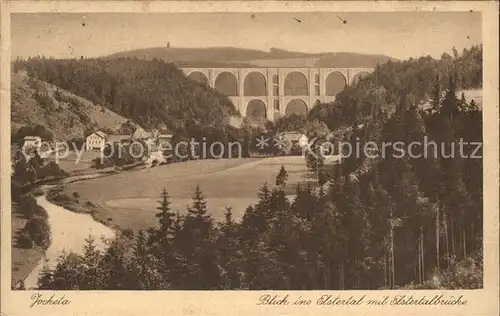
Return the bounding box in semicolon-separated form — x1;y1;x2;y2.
96;131;107;139
158;133;173;139
281;131;306;142
24;136;41;141
132;127;152;139
88;131;107;139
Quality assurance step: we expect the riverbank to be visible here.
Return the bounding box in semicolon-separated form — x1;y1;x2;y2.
11;202;45;288
23;191;115;289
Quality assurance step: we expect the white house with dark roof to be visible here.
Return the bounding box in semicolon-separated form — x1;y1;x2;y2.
23;136;42;151
281;131;308;148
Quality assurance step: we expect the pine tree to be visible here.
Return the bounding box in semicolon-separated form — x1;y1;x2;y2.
37;258;54;289
186;185;212;237
217;207;241;289
459;93;468;112
430;75;441;113
79;235;104;289
441;76;459;122
155;187;176;240
181;186;220;289
275;165;288;188
132;229;166;289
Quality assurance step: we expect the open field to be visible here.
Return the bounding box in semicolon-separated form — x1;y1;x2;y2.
44;150;103;174
58;156;312;232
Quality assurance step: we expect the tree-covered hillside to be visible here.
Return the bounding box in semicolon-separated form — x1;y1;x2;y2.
13;57;239;134
108;46;395;68
309;45;482;130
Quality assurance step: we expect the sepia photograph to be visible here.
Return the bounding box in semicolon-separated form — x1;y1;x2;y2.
7;9;487;292
1;3;498;315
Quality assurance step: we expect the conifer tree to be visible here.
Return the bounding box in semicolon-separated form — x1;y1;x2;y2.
155;187;176;241
275;165;288;188
430;74;441;113
186;185;212;238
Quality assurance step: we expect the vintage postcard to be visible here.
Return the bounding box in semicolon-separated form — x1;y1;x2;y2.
1;1;499;315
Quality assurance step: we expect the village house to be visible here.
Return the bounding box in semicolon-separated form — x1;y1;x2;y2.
85;131;107;151
282;131;308;148
22;136;42;151
157;133;173;146
132;127;152;140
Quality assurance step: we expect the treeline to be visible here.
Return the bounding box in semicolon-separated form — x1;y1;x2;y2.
37;162;481;290
13;57;239;135
309;45;482;130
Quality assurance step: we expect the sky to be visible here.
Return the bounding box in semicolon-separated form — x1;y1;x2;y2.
11;12;482;60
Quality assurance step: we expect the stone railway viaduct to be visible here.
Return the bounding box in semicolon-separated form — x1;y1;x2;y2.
181;67;374;122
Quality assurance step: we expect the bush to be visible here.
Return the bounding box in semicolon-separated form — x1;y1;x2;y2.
51;193;72;203
38;161;69;179
33;90;54;109
32;187;44;196
18;195;39;218
53;88;64;102
24;215;51;250
11;180;23;202
67;137;86;151
122;228;134;239
18;194;48;219
17;230;35;249
72;192;80;198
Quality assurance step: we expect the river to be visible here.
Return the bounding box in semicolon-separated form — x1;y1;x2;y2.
23;189;115;289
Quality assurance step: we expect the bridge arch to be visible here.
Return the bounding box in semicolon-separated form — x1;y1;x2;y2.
325;71;347;95
351;71;371;86
284;71;308;96
244;72;267;96
187;71;209;86
215;72;238;96
285;99;308;117
246;99;267;122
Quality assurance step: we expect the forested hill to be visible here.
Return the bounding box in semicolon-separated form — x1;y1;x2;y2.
108;47;396;68
13;57;239;133
309;45;483;130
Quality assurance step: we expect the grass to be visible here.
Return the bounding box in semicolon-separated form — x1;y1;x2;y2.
11;203;44;289
44;150;103;174
52;156;313;232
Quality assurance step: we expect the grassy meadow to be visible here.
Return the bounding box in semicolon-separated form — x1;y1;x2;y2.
55;156;312;232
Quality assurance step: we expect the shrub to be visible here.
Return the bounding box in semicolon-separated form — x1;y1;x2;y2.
18;195;39;218
53;88;64;102
72;192;80;198
50;192;72;204
11;180;23;202
122;229;134;239
38;161;69;179
32;187;44;196
24;215;51;250
33;90;54;109
67;137;86;151
17;231;35;249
